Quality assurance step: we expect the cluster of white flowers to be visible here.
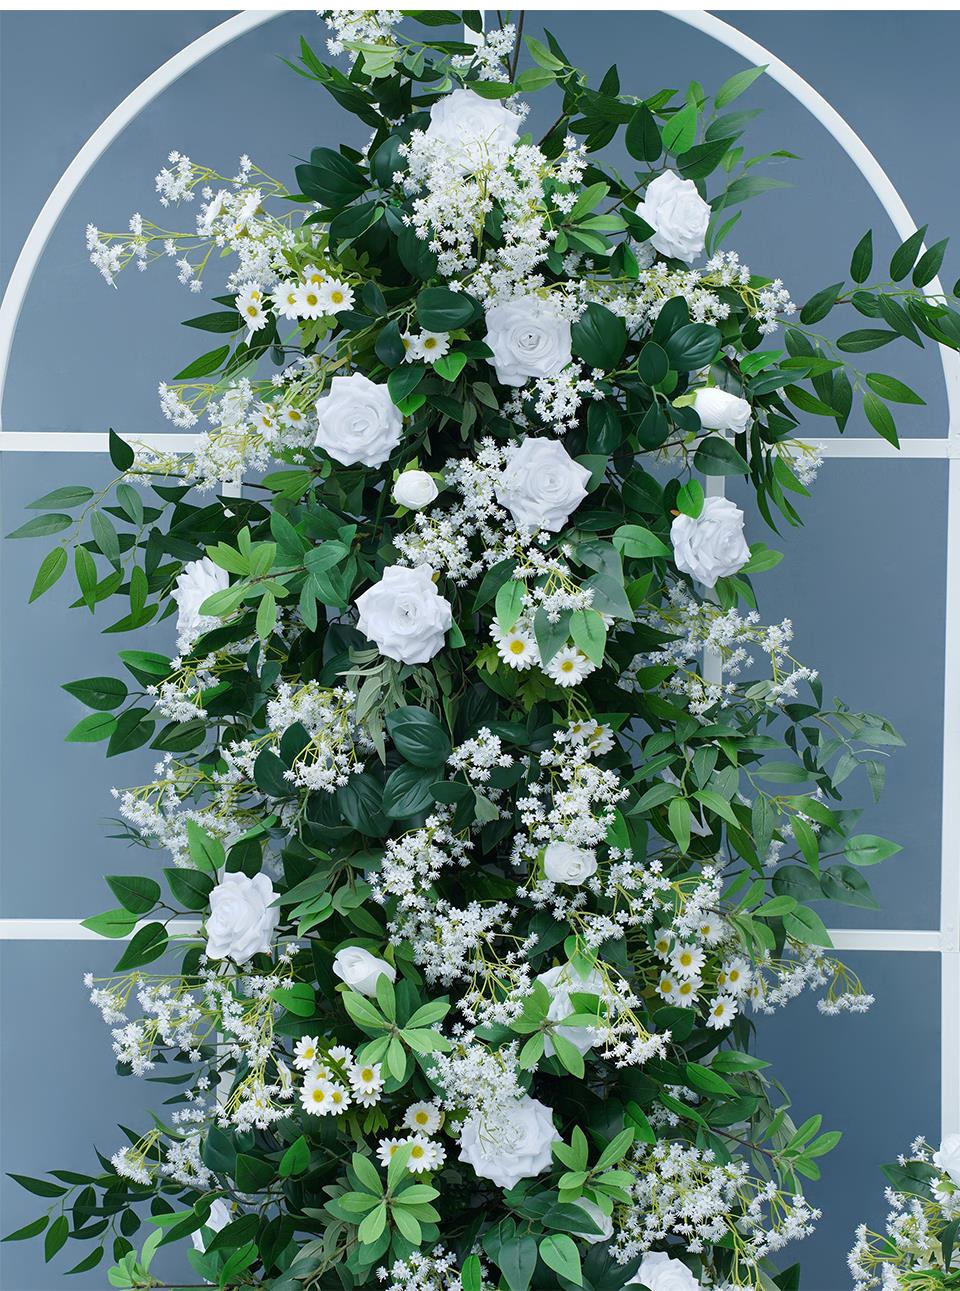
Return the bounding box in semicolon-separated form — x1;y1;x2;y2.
295;1039;384;1119
849;1136;960;1290
377;1100;448;1176
502;359;603;433
451;22;516;80
750;945;875;1016
377;1245;494;1291
266;682;373;792
428;1041;527;1145
448;727;514;799
624;585;818;715
369;810;471;909
613;1141;820;1272
322;8;402;62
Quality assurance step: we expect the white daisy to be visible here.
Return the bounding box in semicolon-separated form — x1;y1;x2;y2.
401;333;422;362
300;1075;338;1116
497;629;538;671
236;284;268;333
671;945;706;979
301;263;326;286
546;647;595;687
349;1062;384;1106
718;958;752;996
674;975;702;1008
293;1035;320;1071
418;331;450;363
293;282;325;319
273;282;301;320
403;1101;441;1136
318;278;354;314
656;973;679;1004
706;994;739;1030
377;1136;405;1167
654;933;674;961
406;1135;444;1174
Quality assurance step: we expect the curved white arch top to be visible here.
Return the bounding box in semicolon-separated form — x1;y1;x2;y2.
0;7;958;431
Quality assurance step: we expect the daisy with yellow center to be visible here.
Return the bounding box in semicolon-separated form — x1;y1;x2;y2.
293;283;324;319
418;331;450;363
293;1035;320;1071
497;629;537;671
671;945;705;979
675;977;701;1007
706;994;739;1030
319;278;354;315
546;646;594;688
403;1101;441;1135
349;1061;384;1107
273;282;301;320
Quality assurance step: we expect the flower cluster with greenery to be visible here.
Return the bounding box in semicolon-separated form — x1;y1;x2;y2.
7;12;960;1291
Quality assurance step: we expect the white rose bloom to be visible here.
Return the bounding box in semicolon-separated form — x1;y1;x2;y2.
174;556;229;651
637;170;711;263
485;295;572;387
543;841;597;886
692;387;752;434
572;1198;613;1245
205;872;279;962
627;1251;698;1290
425;87;521;173
459;1095;559;1189
191;1199;232;1253
671;496;751;589
332;945;397;997
393;470;439;511
495;438;590;533
934;1133;960;1185
537;962;606;1057
315;372;403;468
355;564;452;665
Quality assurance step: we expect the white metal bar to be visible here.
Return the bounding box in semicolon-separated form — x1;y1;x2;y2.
0;918;201;941
828;928;942;953
944;952;960;1134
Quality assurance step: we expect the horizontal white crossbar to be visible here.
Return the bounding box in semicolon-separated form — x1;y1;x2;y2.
0;918;940;950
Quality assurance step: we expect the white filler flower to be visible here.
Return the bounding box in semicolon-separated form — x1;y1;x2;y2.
543;841;598;886
933;1133;960;1186
671;496;751;589
355;564;453;665
315;372;403;468
627;1251;699;1290
205;872;279;962
495;437;590;532
537;962;606;1056
458;1095;559;1189
637;170;711;263
485;295;572;387
173;556;229;651
692;386;753;433
332;946;397;997
393;469;439;510
425;87;521;173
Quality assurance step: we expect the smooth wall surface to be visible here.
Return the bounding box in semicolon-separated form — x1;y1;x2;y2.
1;11;956;1289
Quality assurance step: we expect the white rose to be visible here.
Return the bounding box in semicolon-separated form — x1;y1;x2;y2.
393;470;439;511
495;438;590;533
692;387;752;434
671;496;751;589
425;87;521;173
934;1134;960;1186
543;842;597;886
572;1198;613;1245
332;945;397;997
485;295;572;387
174;556;229;651
191;1199;232;1253
205;872;279;962
315;372;403;468
637;171;711;263
537;963;606;1057
628;1251;698;1290
459;1095;559;1190
355;564;452;665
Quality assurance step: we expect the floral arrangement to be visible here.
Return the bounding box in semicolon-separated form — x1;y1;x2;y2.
849;1134;960;1289
7;12;960;1291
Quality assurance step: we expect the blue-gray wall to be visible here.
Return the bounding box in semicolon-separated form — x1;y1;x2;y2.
1;11;955;1289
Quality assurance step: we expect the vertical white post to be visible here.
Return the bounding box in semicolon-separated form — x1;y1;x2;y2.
702;476;725;688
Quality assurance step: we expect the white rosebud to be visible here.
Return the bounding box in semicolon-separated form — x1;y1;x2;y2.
671;496;751;589
393;469;439;511
425;87;521;173
536;963;607;1057
191;1199;232;1253
459;1095;559;1189
485;295;572;387
355;565;453;665
637;170;711;263
627;1252;699;1290
495;438;590;533
691;387;752;434
205;872;279;962
315;372;403;468
332;946;396;997
173;556;229;652
543;842;597;886
572;1198;614;1245
934;1133;960;1186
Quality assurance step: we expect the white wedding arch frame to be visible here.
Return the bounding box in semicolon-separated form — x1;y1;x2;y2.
0;10;956;1134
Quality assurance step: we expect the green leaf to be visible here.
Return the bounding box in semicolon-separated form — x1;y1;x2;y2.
783;905;833;948
382;764;435;819
493;1236;538;1291
7;513;72;540
693;436;749;476
865;373;925;405
913;237;949;287
495;578;525;633
385;706;451;768
182;310;242;333
109;429;135;471
106;875;161;916
27;485;94;510
28;546;68;602
843;834;902;866
272;982;316;1017
662;101;698;155
664;322;722;370
2;1215;48;1241
612;524;671;559
164;867;214;910
80;908;137;939
850;230;873;283
186;820;225;872
863;391;899;447
172;344;229;381
569;608;607;664
625;104;662;162
44;1214;68;1263
669;796;691;853
800;282;843;326
113;922;168;971
715;64;766;107
416;287;476;331
685;1061;736;1096
571;302;627;370
65;712;117;743
539;1234;582;1286
279;1136;310;1178
460;1253;483;1291
889;225;927;281
9;1175;67;1199
836;328;898;353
